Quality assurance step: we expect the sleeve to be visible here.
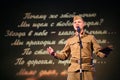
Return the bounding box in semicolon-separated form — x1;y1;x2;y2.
55;39;71;60
91;35;106;58
99;46;112;57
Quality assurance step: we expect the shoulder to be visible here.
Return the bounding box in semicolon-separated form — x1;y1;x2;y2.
85;32;95;38
66;35;76;43
68;35;75;39
84;33;97;41
84;32;94;37
87;34;95;38
67;35;74;41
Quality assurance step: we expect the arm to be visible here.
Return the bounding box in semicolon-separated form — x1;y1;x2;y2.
91;35;106;58
47;40;71;60
99;45;113;57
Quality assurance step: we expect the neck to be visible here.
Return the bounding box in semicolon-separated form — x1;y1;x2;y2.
77;29;84;34
75;29;84;36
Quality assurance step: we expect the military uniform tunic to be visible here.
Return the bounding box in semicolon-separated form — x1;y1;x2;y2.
55;32;105;80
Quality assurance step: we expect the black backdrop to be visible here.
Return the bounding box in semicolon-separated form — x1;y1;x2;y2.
1;0;120;80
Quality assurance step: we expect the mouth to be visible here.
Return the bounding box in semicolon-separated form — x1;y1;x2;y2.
76;26;80;29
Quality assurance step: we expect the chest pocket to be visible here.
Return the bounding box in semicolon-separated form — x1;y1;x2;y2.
69;41;79;49
82;41;91;48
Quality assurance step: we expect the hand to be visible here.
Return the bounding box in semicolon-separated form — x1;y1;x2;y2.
99;45;113;57
47;46;55;56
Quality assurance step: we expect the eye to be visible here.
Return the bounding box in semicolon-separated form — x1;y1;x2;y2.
74;21;76;24
78;21;81;23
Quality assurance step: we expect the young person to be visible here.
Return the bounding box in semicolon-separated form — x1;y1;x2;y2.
47;15;112;80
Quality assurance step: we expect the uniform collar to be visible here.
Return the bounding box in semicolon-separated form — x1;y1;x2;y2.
74;31;87;38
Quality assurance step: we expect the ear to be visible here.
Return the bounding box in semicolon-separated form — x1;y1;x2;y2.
83;22;86;27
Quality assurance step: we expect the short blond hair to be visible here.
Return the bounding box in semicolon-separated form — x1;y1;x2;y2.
73;15;83;22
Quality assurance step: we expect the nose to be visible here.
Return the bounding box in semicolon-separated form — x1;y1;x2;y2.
75;23;79;26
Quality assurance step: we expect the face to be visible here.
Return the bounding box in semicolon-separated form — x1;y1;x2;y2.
73;19;85;31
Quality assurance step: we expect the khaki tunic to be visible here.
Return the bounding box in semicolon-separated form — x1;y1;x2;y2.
55;32;105;72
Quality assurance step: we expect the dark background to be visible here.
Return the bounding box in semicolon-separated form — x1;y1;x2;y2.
1;0;120;80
